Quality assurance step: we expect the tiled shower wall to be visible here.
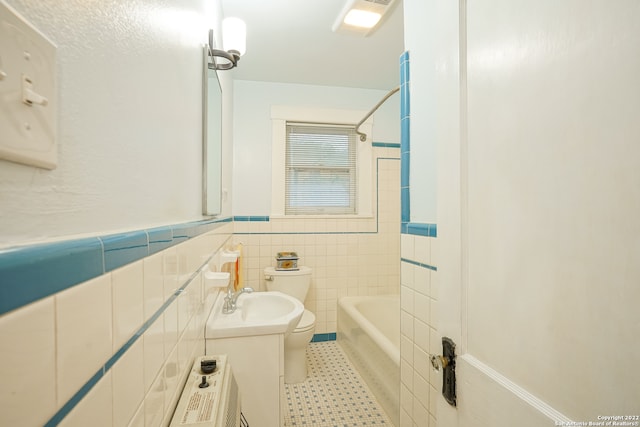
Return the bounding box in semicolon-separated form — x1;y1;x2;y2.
398;49;440;427
235;149;401;334
400;235;438;427
0;222;233;427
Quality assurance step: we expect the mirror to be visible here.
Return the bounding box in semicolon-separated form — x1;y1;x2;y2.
202;46;223;215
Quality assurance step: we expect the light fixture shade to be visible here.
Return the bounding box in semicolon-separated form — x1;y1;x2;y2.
332;0;397;36
222;17;246;56
343;9;381;28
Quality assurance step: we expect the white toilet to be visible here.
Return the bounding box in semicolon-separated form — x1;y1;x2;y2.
264;266;316;383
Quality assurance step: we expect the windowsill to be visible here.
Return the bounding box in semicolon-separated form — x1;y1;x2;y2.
269;214;374;220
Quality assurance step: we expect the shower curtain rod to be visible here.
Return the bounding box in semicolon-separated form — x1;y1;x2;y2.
355;85;400;142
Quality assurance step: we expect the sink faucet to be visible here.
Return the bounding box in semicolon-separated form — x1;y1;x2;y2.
222;286;254;314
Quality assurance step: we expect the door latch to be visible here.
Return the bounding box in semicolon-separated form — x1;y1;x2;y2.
430;337;457;407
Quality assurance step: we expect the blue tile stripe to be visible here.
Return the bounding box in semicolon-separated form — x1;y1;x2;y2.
372;142;401;149
400;51;411;227
311;332;337;342
401;257;437;272
0;217;232;316
44;257;207;427
233;216;270;222
405;223;437;237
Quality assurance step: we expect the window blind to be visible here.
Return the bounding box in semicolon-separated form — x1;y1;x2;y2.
285;122;357;215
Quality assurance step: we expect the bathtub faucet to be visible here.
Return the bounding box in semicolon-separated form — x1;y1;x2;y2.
222;286;254;314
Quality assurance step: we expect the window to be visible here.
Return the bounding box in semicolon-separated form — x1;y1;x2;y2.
270;105;373;218
285;123;357;215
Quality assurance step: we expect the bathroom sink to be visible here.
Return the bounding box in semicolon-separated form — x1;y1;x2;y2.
206;291;304;339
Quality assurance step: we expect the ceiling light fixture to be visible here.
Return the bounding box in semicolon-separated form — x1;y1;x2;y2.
332;0;397;36
208;17;246;70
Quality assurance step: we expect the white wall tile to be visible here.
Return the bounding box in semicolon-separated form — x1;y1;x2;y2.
0;297;56;427
401;359;414;390
401;261;415;288
412;395;430;427
163;248;179;299
401;234;415;259
401;335;414;365
414;236;431;265
414;266;430;296
163;347;180;417
401;286;415;315
127;403;145;427
164;301;179;356
400;383;413;415
143;315;165;392
145;371;165;427
113;339;144;427
59;372;113;427
413;373;430;412
143;251;164;319
56;274;112;404
414;292;431;324
413;319;430;354
413;346;431;381
400;309;414;339
112;262;144;351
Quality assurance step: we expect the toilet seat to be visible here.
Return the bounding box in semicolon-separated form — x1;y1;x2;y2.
293;309;316;333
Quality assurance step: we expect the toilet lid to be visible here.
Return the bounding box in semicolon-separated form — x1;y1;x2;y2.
295;309;316;332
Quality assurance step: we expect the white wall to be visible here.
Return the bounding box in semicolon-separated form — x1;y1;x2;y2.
232;79;400;215
0;0;232;246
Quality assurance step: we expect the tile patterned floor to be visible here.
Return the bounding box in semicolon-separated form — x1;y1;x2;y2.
284;341;394;427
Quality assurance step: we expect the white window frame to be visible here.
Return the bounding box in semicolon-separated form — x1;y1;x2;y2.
271;106;373;217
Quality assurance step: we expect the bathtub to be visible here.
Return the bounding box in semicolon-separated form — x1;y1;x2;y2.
337;295;400;426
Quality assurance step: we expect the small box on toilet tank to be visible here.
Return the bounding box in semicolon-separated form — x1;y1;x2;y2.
276;252;299;270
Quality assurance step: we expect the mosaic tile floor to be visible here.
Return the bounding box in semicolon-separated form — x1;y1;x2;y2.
284;341;394;427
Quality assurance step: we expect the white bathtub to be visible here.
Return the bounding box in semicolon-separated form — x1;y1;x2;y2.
337;295;400;426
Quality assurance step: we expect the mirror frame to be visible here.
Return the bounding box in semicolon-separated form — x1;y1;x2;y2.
202;45;223;216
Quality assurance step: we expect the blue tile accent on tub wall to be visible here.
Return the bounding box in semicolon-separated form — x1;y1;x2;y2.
372;142;401;149
0;217;232;316
406;223;437;238
400;51;411;228
399;50;437;240
311;332;337;342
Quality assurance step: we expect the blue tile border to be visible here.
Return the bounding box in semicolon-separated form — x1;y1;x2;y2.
0;238;104;315
372;142;401;149
405;222;437;237
101;231;149;272
0;216;232;316
233;216;269;222
311;332;337;342
401;257;437;272
400;51;411;226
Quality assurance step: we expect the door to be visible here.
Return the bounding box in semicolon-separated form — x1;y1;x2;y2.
434;1;640;426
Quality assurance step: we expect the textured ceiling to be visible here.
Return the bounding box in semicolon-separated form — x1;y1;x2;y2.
220;0;404;90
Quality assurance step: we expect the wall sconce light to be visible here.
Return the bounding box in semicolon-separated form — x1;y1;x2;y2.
208;17;246;70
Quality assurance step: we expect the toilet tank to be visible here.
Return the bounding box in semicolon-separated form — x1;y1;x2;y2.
264;266;312;302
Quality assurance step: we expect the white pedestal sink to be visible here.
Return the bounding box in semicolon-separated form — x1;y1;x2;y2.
206;291;303;339
204;291;304;427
